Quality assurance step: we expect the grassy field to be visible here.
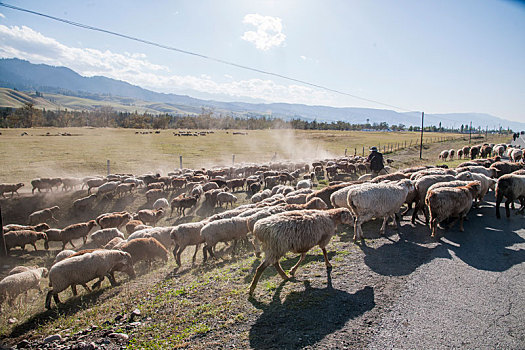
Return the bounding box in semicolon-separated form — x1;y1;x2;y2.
0;127;495;187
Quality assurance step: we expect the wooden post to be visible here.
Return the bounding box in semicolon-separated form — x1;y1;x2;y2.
345;148;347;156
362;146;364;156
0;205;6;257
232;154;235;166
107;160;110;176
179;155;183;169
419;112;424;159
354;148;357;156
469;121;472;144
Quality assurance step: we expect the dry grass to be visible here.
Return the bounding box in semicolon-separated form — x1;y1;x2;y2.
0;127;466;186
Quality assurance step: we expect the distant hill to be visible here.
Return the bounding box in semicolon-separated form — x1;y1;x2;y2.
1;58;524;130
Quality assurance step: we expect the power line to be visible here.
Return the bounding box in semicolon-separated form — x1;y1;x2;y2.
0;2;413;112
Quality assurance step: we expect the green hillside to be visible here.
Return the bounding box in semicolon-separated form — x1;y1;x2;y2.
0;87;195;115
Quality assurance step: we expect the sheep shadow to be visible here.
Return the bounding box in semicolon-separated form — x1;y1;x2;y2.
6;289;105;338
440;213;525;272
243;251;337;284
248;278;375;350
358;222;446;276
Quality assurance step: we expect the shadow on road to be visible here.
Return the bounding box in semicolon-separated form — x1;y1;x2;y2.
441;210;525;272
357;221;449;276
248;270;375;350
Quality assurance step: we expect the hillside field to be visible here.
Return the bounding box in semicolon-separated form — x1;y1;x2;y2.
0;127;500;186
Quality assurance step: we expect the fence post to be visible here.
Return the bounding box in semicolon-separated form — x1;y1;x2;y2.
107;160;110;176
362;147;364;156
354;148;357;156
180;155;183;169
0;205;6;257
345;148;347;156
232;154;235;166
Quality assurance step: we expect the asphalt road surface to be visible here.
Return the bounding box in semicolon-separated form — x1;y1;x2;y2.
511;133;525;148
368;193;525;349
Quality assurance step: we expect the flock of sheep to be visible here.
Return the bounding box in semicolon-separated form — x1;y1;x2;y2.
438;143;523;162
1;141;524;315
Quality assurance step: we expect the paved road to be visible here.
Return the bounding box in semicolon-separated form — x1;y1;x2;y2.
369;194;525;349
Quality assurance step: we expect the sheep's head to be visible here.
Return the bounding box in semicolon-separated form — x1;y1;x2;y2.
40;267;49;278
115;251;136;279
88;220;97;228
17;183;25;189
51;206;60;212
35;223;50;232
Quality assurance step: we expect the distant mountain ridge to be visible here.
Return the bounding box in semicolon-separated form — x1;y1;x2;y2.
1;58;523;130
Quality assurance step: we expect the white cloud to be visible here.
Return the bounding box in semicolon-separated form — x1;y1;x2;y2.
300;55;307;60
241;14;285;51
0;12;5;19
0;24;337;106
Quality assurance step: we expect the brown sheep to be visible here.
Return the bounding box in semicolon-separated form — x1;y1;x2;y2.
3;223;49;233
28;206;60;225
0;183;24;197
146;189;164;203
125;220;144;235
490;161;523;178
96;212;132;229
426;182;481;238
4;230;48;252
60;220;97;249
171;196;198;216
120;237;168;266
306;182;353;208
137;209;165;226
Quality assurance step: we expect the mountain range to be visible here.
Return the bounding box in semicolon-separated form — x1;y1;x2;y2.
0;58;523;130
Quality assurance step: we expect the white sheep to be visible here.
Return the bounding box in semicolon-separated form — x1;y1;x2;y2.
28;206;60;225
45;250;135;309
456;171;496;206
249;208;353;295
217;192;238;208
348;179;414;241
53;250;77;265
283;194;308;205
495;173;525;219
296;179;312;190
0;267;48;309
153;198;170;211
200;217;251;262
456;166;496;178
511;149;523;163
96;181;120;198
127;227;174;250
170;221;208;266
330;183;373;209
90;228;125;247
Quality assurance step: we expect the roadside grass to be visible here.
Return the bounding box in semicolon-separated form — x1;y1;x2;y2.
0;127;469;186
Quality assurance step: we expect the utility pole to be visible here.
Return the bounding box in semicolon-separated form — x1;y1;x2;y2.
485;125;488;140
469;121;472;144
0;205;6;257
419;112;424;159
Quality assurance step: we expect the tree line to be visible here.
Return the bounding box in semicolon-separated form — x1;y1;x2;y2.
0;103;510;134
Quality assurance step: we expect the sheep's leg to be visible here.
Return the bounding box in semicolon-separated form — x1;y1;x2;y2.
290;253;306;276
353;219;359;242
107;273;118;287
82;283;92;293
249;259;271;295
321;248;332;268
192;244;200;264
231;240;238;256
430;219;437;238
92;277;104;289
176;246;185;267
394;213;401;230
32;243;38;251
274;261;290;280
459;216;465;232
252;238;261;258
505;198;513;218
411;202;420;224
71;285;78;296
379;217;388;235
45;291;55;309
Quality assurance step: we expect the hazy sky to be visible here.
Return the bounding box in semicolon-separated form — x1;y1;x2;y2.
0;0;524;122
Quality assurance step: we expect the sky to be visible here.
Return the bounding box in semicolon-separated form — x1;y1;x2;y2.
0;0;524;122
